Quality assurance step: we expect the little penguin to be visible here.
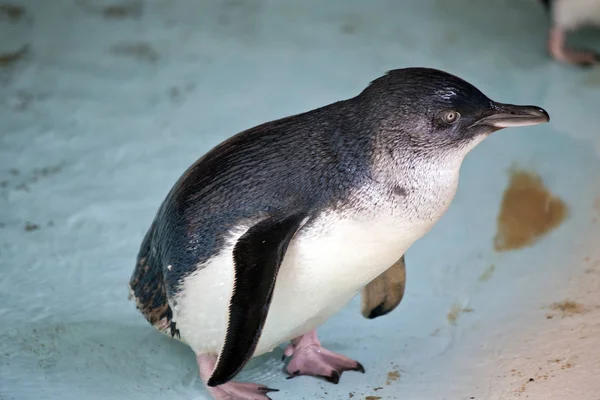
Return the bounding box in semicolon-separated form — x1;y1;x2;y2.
539;0;600;66
128;67;549;400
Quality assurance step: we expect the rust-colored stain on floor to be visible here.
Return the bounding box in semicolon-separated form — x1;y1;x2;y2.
0;45;28;67
494;169;567;251
545;300;586;319
386;369;400;385
0;3;25;21
447;303;474;325
478;264;496;282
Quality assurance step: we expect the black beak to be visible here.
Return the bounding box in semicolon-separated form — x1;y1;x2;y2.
472;103;550;129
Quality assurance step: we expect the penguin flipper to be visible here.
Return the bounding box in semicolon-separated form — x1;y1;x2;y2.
360;255;406;319
207;212;307;387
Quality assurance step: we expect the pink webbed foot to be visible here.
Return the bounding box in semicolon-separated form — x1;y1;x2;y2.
282;330;365;384
197;354;278;400
548;26;599;66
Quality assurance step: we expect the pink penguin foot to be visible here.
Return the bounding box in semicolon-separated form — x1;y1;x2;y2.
282;330;365;384
197;354;279;400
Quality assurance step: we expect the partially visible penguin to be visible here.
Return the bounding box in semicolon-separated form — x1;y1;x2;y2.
129;67;549;400
540;0;600;65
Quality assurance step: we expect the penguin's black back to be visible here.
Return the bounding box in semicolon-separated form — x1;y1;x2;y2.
129;96;375;328
129;66;485;332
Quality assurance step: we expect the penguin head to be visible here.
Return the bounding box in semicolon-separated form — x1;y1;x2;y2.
361;68;549;154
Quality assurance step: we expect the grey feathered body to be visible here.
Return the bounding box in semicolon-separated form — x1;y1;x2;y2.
129;69;488;357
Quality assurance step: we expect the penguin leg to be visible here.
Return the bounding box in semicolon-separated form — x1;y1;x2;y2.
547;26;599;66
360;255;406;319
283;330;365;383
197;354;279;400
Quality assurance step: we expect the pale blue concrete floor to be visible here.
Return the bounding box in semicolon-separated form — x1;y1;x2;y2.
2;1;600;399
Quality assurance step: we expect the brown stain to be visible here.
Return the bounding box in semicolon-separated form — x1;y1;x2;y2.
447;303;474;325
386;369;400;385
0;45;29;67
478;264;496;282
6;164;62;192
365;397;382;400
103;2;143;19
494;169;567;252
547;300;586;317
447;304;461;325
111;43;159;63
24;222;39;232
0;3;25;21
517;378;535;394
513;360;575;395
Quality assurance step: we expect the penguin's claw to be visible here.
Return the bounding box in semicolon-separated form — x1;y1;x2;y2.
324;370;341;384
283;330;365;384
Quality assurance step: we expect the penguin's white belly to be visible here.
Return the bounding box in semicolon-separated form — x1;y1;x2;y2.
172;212;434;357
554;0;600;28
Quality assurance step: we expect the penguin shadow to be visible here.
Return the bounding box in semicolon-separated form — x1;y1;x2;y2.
1;320;197;394
0;319;289;396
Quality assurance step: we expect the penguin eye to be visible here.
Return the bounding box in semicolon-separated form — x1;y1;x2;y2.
441;110;460;124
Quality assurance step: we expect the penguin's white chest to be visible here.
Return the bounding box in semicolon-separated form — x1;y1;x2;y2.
172;200;451;358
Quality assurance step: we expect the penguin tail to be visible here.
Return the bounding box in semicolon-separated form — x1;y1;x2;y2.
129;222;181;340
